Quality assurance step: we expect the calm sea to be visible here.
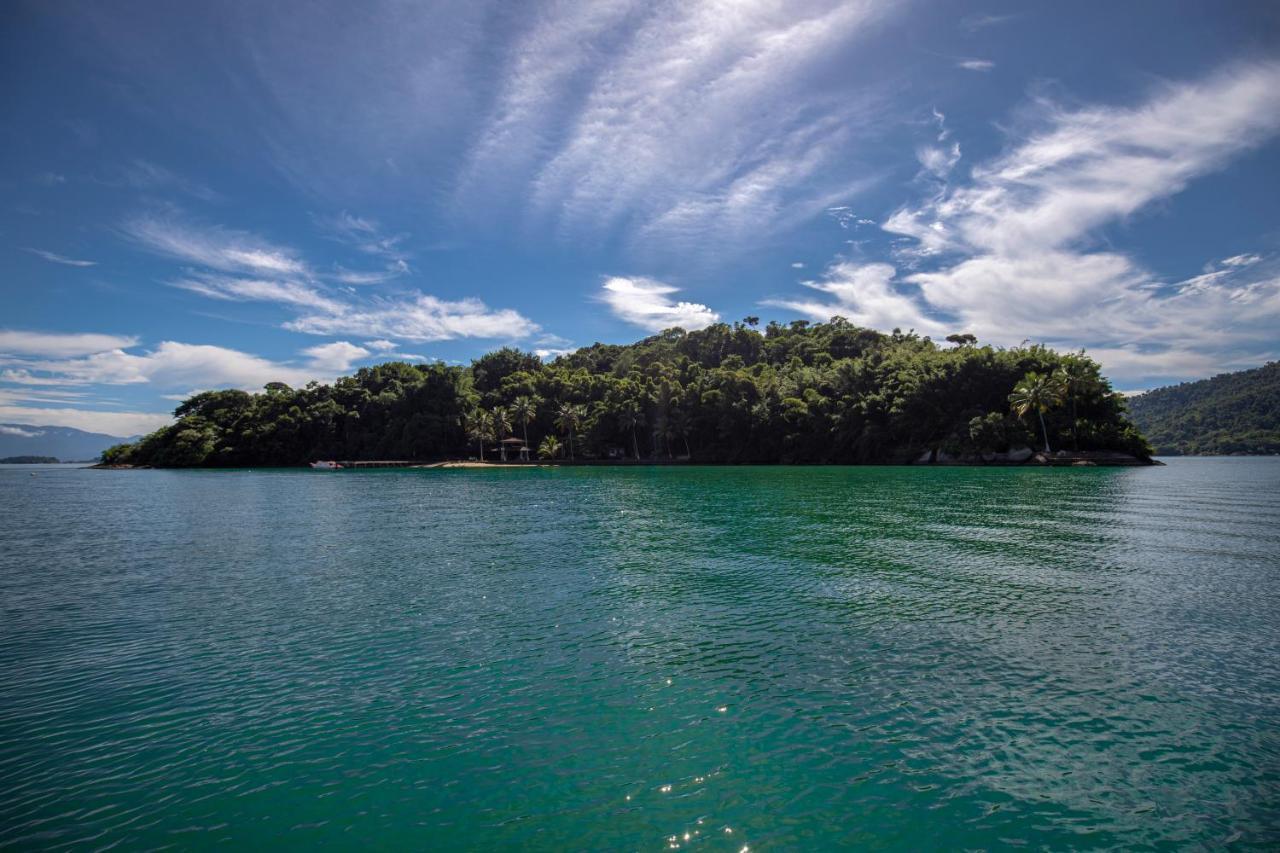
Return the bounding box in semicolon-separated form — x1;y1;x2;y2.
1;459;1278;849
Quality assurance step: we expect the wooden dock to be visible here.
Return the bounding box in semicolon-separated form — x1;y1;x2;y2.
335;460;419;469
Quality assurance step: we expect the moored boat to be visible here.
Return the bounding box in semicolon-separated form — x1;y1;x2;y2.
309;460;343;469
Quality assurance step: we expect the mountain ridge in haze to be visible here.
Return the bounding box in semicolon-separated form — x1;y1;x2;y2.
0;424;136;461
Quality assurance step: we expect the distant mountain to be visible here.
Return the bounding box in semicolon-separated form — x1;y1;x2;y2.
0;424;137;462
1126;362;1280;456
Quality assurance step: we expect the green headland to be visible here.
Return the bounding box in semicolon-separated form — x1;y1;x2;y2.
102;319;1153;468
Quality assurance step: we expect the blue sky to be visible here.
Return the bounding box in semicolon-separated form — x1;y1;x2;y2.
2;0;1278;436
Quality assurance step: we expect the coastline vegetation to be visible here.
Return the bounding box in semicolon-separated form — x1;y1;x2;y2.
1125;361;1279;455
100;319;1151;467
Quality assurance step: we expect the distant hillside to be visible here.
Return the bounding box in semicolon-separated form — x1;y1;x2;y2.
0;424;136;461
1126;362;1280;455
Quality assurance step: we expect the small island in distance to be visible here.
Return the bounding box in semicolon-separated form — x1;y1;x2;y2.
100;318;1154;468
0;456;60;464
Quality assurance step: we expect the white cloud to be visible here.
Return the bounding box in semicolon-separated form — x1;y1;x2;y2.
764;262;949;336
0;425;44;437
106;159;222;202
916;142;961;180
957;59;994;72
600;276;720;332
791;262;806;269
124;215;310;277
532;333;575;359
126;214;541;345
85;2;902;259
0;368;85;386
884;62;1280;259
332;260;409;285
171;274;345;313
960;13;1019;32
364;339;398;351
459;0;898;255
24;248;97;267
32;342;331;390
286;294;540;342
0;335;388;436
1221;253;1262;268
0;388;90;405
316;211;409;261
301;341;370;371
0;330;139;357
777;61;1280;385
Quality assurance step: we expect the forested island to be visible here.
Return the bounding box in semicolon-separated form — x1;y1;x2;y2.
101;319;1153;468
1126;361;1279;455
0;456;59;464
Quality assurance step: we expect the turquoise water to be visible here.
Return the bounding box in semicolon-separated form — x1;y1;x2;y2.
1;459;1278;849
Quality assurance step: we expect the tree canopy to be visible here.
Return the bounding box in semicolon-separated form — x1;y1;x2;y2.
1125;361;1280;455
101;319;1151;467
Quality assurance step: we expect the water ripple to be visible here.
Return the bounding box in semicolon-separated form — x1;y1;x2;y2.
1;460;1278;849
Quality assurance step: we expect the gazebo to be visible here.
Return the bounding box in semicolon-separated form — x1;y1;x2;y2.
497;437;529;462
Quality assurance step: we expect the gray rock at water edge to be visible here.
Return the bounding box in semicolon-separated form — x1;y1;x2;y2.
1006;446;1033;463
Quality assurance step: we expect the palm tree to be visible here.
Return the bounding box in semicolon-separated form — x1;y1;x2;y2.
1009;372;1066;453
618;402;644;460
1053;356;1094;450
661;418;679;460
511;396;538;455
538;435;562;460
465;410;493;461
492;406;512;461
670;408;693;459
555;402;585;461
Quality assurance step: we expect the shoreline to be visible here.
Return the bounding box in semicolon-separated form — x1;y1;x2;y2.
91;451;1160;470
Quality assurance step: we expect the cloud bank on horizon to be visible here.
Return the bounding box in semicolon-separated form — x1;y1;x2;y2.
2;0;1278;434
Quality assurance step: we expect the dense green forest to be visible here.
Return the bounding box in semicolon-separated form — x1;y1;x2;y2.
101;319;1151;467
1126;362;1280;455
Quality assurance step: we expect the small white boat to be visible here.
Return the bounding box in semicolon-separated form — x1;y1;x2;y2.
309;460;343;469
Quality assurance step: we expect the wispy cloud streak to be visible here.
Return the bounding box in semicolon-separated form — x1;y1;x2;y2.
24;248;97;267
771;62;1280;383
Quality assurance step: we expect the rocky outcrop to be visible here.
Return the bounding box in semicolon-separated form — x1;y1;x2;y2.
912;446;1157;466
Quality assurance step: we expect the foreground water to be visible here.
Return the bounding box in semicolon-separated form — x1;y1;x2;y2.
1;460;1278;849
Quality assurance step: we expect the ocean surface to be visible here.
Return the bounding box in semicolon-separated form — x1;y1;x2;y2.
1;459;1278;850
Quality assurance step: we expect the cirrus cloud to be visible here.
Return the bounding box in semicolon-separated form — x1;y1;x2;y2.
286;294;540;342
0;330;139;357
770;61;1280;385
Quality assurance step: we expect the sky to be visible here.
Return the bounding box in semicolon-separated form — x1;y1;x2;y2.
2;0;1279;436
